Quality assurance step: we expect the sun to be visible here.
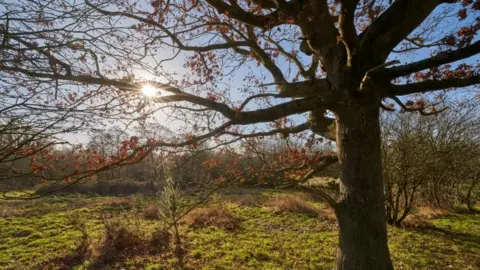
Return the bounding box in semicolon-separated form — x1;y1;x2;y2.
141;84;159;97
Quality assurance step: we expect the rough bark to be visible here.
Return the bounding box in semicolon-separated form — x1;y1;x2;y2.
333;102;393;270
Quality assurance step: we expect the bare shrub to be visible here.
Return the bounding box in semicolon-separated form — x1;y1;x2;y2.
183;206;242;231
93;213;147;264
264;195;320;217
143;203;160;220
151;227;171;252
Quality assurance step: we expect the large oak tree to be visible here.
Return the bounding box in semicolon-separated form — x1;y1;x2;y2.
1;0;480;269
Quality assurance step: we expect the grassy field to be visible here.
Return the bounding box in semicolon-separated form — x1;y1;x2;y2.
0;189;479;270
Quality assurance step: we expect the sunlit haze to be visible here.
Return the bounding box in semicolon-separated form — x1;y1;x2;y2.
141;84;159;97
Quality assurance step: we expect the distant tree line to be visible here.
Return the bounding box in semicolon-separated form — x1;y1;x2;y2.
3;101;479;223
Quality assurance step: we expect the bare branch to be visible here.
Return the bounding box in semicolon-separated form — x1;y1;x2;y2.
295;184;338;210
359;60;400;92
251;0;279;9
222;122;309;138
263;79;333;99
205;0;280;29
85;1;250;52
234;97;325;125
0;65;334;126
265;36;315;79
238;93;280;112
385;41;480;79
388;96;448;116
246;26;286;83
389;75;480;96
298;0;341;72
338;0;359;66
359;0;456;62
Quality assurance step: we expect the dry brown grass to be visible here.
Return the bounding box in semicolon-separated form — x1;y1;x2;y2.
415;206;450;218
264;195;321;217
230;194;264;207
401;206;450;228
101;197;135;208
143;203;160;220
182;206;243;231
401;216;433;228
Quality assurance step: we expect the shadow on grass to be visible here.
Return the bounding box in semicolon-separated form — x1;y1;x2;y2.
41;239;162;270
414;224;480;243
40;244;87;270
408;215;480;257
451;205;480;214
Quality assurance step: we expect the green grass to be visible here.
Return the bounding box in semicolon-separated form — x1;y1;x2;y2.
0;191;479;269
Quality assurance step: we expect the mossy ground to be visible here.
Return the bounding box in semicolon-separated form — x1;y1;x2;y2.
0;190;478;269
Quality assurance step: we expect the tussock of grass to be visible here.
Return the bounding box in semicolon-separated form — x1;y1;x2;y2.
143;203;160;220
400;206;450;228
92;213;148;264
264;195;320;217
183;206;243;231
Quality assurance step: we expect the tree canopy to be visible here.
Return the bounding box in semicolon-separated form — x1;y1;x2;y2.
1;1;480;269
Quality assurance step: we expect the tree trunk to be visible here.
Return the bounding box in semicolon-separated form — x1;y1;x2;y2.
334;104;393;270
466;172;480;212
433;180;442;208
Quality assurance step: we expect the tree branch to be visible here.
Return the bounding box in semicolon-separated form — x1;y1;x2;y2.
388;75;480;96
85;0;250;52
238;93;280;112
298;0;340;72
233;97;324;124
8;36;72;76
262;79;333;99
276;154;339;209
0;65;336;126
205;0;280;29
246;27;286;83
265;36;314;79
251;0;279;9
338;0;359;66
308;109;336;141
359;0;455;62
385;40;480;79
295;185;338;210
388;96;448;116
0;65;137;89
222;122;309;138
